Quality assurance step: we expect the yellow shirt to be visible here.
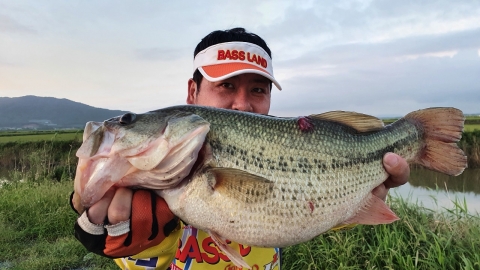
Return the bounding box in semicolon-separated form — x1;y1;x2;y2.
114;222;281;270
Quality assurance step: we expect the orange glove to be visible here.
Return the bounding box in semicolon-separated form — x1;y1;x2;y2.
72;190;179;258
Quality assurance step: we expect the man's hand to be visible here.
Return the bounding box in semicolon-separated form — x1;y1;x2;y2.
87;187;132;225
72;188;179;258
373;152;410;201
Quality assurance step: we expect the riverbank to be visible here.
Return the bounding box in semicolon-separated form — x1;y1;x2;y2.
0;140;81;182
0;179;478;269
282;194;480;269
0;130;479;183
0;130;479;268
459;129;480;168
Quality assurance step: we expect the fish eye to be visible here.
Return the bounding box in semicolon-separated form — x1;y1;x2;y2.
119;113;136;125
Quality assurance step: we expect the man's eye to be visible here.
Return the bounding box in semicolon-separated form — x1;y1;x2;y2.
252;88;266;94
221;83;234;89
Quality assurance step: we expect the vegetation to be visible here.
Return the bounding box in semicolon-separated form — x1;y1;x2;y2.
0;180;478;269
459;129;480;168
282;197;480;269
0;139;81;182
383;115;480;128
0;180;116;269
0;130;82;143
464;124;480;132
0;126;479;269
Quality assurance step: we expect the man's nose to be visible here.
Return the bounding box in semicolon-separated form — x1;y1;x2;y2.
231;90;253;112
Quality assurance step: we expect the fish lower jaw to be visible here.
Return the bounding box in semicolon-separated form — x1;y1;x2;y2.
79;190;97;207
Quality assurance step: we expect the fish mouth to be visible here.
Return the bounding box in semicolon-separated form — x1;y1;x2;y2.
76;122;117;160
75;121;210;207
75;154;133;206
74;122;120;206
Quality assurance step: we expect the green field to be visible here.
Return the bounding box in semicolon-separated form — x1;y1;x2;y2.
465;124;480;132
0;180;116;269
0;130;82;143
466;115;480;121
1;127;479;143
459;115;479;132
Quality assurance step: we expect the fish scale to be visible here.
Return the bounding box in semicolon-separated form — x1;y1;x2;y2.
154;106;425;246
74;105;466;268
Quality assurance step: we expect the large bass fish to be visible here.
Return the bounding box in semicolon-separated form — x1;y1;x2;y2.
73;105;467;268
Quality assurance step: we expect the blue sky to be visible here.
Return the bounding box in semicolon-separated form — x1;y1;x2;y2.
1;0;479;117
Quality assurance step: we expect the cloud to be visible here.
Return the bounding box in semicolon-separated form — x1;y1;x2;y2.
270;46;480;117
261;1;480;62
1;1;479;116
0;14;35;33
135;47;189;62
396;50;458;62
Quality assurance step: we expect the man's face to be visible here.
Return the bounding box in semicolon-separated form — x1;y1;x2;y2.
187;73;271;114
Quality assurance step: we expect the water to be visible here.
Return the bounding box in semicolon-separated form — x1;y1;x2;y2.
392;167;480;215
2;167;479;215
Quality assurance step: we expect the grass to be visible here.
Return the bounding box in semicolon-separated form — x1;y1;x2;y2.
0;179;117;269
0;180;479;269
0;130;82;143
282;196;480;269
465;115;480;121
0;128;479;269
465;124;480;132
0;140;81;182
459;129;480;168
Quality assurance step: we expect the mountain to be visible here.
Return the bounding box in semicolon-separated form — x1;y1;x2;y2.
0;95;128;129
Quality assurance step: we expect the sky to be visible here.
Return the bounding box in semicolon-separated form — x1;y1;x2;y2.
1;0;479;117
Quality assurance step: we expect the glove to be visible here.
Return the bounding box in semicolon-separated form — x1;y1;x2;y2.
72;189;179;258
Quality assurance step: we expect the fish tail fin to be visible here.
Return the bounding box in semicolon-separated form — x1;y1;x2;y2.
405;107;467;176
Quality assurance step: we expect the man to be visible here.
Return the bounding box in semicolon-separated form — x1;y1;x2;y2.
72;28;410;269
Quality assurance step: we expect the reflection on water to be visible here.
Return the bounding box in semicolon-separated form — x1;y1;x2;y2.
392;168;480;215
410;167;480;194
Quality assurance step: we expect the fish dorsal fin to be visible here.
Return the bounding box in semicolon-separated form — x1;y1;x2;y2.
208;167;274;204
309;111;384;132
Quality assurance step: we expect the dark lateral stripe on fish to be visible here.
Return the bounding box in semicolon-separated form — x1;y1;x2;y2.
208;130;418;175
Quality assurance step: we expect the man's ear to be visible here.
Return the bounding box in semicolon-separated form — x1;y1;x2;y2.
186;78;197;104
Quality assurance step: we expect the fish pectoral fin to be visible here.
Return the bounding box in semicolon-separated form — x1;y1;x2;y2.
309;111;384;132
343;193;399;225
208;168;274;203
209;230;251;269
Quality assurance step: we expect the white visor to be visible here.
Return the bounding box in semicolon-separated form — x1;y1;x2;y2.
193;41;282;90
